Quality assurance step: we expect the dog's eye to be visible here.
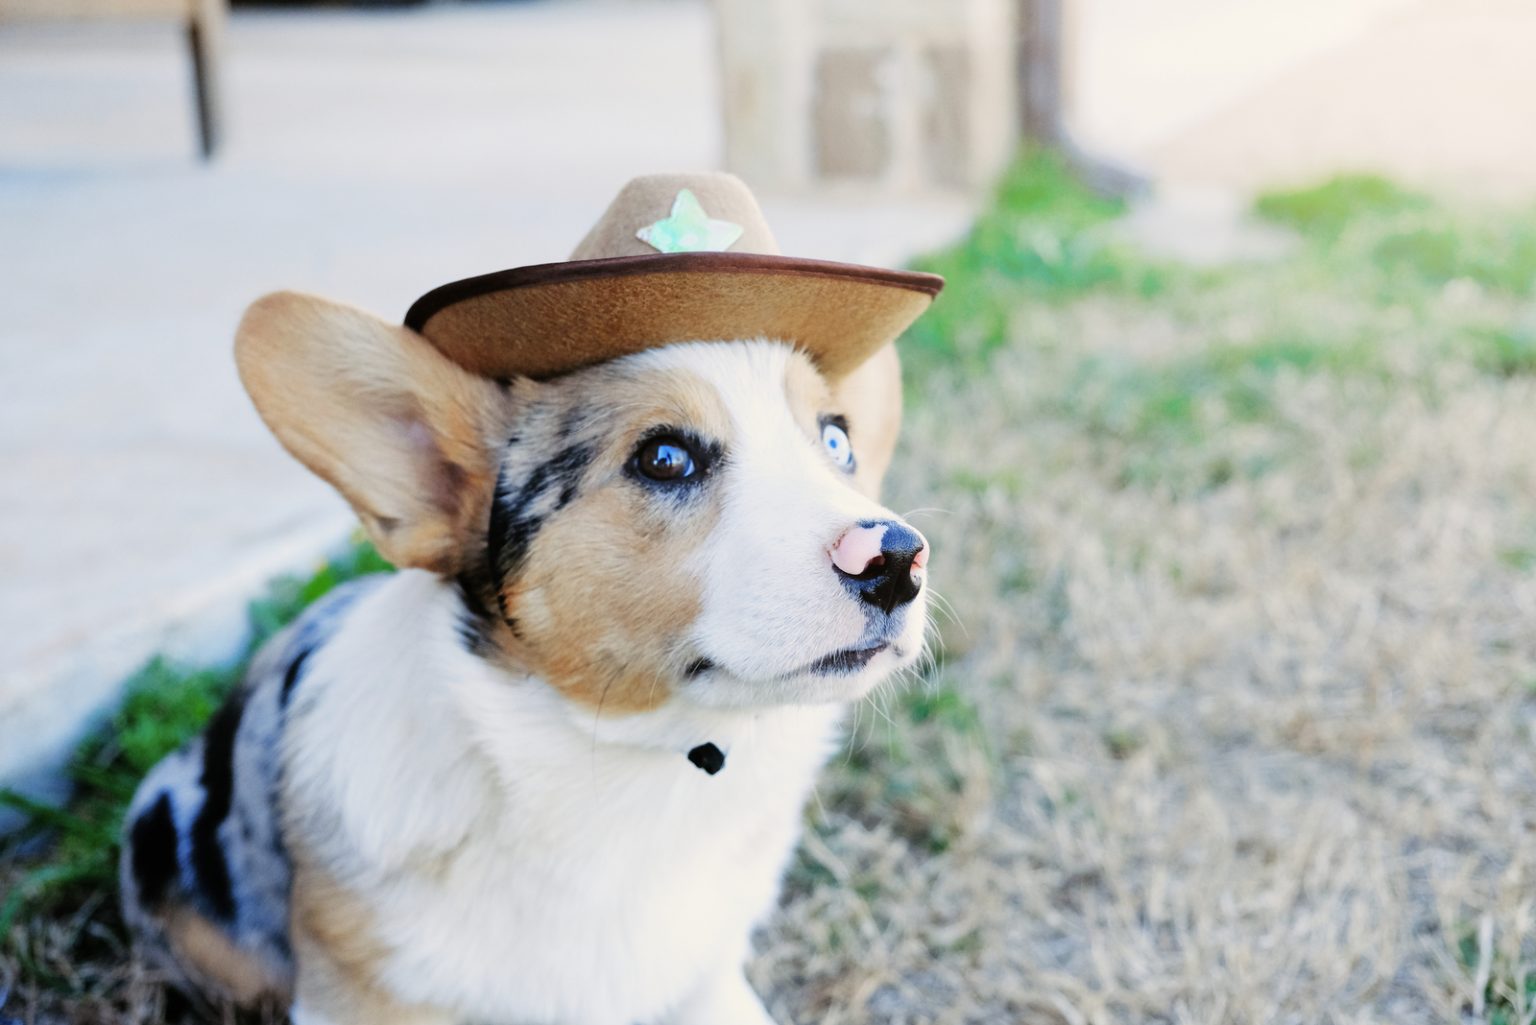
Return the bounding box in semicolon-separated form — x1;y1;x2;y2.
636;436;698;482
821;421;855;471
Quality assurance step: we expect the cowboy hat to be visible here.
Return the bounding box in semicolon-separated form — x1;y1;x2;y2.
404;172;944;381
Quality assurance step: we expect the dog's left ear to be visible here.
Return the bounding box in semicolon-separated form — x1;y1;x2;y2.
235;292;508;575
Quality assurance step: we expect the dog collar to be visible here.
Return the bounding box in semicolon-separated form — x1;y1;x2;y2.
687;742;726;775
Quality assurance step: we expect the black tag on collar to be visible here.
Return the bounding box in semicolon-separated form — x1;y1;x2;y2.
687;742;725;775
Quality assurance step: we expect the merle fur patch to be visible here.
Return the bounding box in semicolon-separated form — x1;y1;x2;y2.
129;792;179;910
487;441;596;592
277;577;380;710
278;647;312;709
190;690;244;921
453;571;505;655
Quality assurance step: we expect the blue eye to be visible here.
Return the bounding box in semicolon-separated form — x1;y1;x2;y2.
821;421;855;471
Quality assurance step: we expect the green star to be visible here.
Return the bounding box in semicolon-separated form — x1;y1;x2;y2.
636;189;744;254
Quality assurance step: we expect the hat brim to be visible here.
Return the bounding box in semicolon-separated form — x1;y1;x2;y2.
404;252;944;381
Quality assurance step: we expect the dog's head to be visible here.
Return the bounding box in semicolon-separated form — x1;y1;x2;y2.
236;293;929;714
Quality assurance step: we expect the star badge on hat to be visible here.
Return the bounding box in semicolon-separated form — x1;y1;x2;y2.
636;189;744;254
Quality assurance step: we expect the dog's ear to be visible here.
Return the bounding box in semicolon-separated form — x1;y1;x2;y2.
235;292;508;575
833;343;903;497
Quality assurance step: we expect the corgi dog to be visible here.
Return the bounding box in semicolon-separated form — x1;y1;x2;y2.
118;286;932;1025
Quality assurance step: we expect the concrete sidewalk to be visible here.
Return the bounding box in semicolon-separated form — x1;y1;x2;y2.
1075;0;1536;201
0;0;974;800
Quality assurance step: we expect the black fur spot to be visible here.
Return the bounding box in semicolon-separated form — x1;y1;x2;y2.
558;407;589;446
488;442;596;586
453;573;503;656
190;690;244;921
278;646;312;709
276;578;377;710
129;793;179;909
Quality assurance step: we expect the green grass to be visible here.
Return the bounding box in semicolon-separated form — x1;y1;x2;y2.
903;170;1536;497
1256;175;1536;299
1471;324;1536;377
1456;927;1536;1025
1502;546;1536;572
0;540;393;945
901;150;1169;382
1371;221;1536;295
1254;174;1431;241
1068;336;1381;442
1031;334;1389;495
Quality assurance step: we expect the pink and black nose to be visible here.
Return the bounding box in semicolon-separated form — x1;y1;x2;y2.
831;520;928;614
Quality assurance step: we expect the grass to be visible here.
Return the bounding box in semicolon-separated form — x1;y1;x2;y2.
1472;323;1536;378
750;167;1536;1024
1253;173;1432;240
1458;923;1536;1025
7;161;1536;1024
1255;174;1536;301
901;151;1170;383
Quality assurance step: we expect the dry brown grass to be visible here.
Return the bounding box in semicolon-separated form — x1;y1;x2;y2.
753;267;1536;1022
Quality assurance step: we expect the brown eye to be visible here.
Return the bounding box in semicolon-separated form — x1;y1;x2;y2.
636;437;698;482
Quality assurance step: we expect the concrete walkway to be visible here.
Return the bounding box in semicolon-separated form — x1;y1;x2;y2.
1075;0;1536;201
0;0;975;800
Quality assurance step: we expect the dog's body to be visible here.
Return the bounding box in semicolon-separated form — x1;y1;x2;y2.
124;570;840;1025
120;296;929;1025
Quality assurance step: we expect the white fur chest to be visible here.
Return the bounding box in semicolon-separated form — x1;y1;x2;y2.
281;574;842;1025
381;720;832;1025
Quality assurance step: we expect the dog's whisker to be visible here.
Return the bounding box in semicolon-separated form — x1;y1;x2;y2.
869;689;898;740
926;589;968;639
899;506;954;521
926;588;960;624
843;700;866;765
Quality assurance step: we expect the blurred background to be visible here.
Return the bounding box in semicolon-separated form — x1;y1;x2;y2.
3;1;1536;1022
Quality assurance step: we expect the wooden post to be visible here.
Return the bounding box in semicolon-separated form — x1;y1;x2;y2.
1016;0;1067;147
187;0;224;158
1014;0;1146;197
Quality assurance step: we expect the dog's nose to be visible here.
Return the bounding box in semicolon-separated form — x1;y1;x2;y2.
831;520;928;614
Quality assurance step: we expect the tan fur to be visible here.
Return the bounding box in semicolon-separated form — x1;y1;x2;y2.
783;351;834;443
286;862;439;1025
515;488;712;714
165;909;287;1005
505;367;730;714
235;292;509;575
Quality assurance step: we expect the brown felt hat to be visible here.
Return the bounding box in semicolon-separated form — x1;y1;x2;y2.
404;172;944;381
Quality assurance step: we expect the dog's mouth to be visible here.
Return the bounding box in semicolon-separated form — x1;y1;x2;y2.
683;641;898;682
800;642;890;676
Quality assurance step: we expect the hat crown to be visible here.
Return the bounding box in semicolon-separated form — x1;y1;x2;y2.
569;173;781;261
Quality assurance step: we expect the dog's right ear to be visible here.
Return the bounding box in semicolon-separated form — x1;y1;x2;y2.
235;292;509;576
